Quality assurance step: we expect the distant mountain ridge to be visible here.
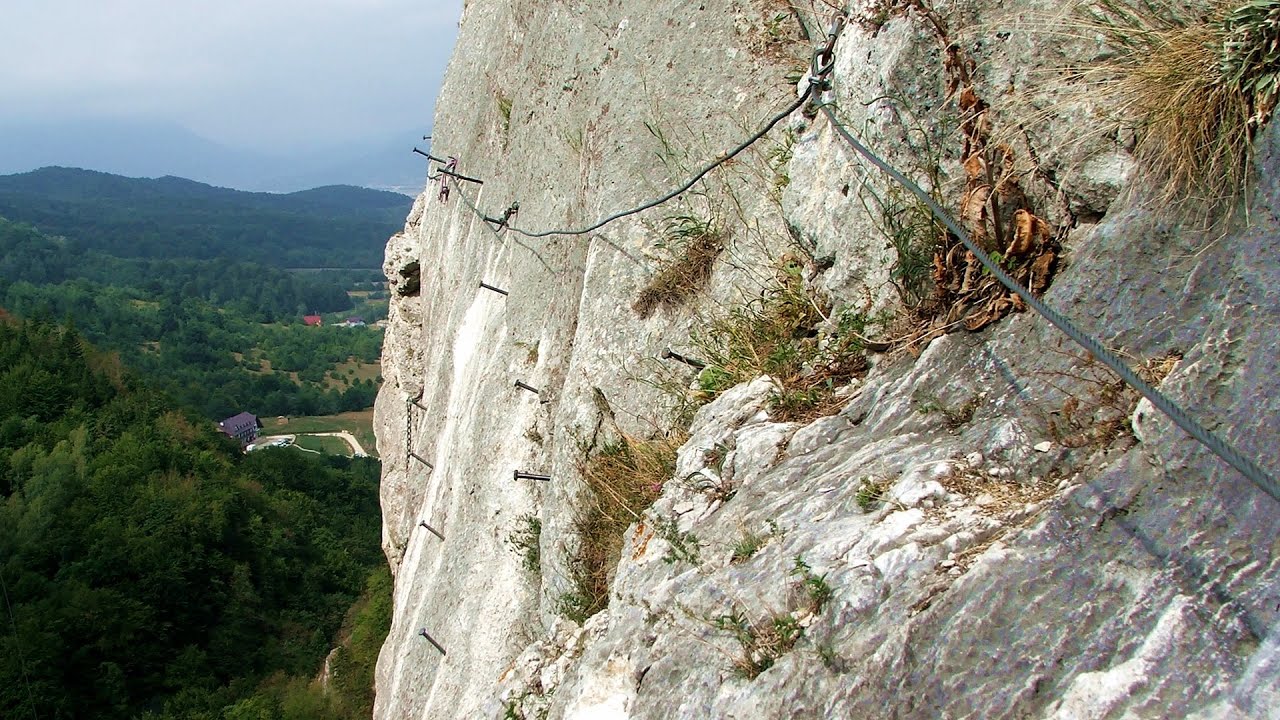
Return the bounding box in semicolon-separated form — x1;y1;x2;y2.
0;166;412;268
0;117;428;193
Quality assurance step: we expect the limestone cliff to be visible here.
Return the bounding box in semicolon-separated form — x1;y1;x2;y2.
372;1;1280;717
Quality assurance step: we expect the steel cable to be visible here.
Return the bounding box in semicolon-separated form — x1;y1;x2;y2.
818;102;1279;501
420;9;1276;497
501;88;816;238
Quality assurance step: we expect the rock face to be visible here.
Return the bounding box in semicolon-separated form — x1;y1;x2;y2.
372;1;1280;718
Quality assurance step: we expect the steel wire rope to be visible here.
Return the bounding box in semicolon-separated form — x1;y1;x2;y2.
817;100;1279;501
447;178;560;273
430;20;844;248
499;87;819;239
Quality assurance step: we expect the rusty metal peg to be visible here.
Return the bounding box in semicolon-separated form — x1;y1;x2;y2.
479;282;509;296
418;628;446;655
409;452;434;469
412;146;447;164
418;520;445;541
513;470;551;482
661;347;706;369
514;380;540;395
433;166;484;184
484;202;520;229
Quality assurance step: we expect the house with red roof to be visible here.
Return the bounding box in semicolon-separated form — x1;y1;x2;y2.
303;314;323;327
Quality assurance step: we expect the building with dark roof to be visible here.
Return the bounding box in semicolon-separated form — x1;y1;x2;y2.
218;412;262;445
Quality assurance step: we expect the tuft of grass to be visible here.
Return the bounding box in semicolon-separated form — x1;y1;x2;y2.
497;94;513;134
714;610;804;679
731;519;778;563
767;127;799;191
691;259;878;422
506;514;542;575
1079;0;1278;217
913;390;981;431
634;215;725;317
562;431;685;621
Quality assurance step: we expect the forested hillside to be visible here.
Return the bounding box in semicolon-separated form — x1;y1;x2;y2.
0;167;410;268
0;217;383;418
0;317;387;719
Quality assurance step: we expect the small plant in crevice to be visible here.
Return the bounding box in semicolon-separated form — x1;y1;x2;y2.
767;127;799;192
747;5;809;67
690;258;881;422
877;182;947;309
555;583;595;626
731;519;779;563
854;93;951;311
705;441;732;474
711;550;837;679
655;515;701;565
682;449;738;503
913;390;981;432
790;556;833;613
714;609;804;680
497;93;513;135
634;214;726;318
1035;345;1180;450
515;340;539;365
561;431;685;621
506;513;542;575
855;476;889;512
682;471;737;504
817;642;845;672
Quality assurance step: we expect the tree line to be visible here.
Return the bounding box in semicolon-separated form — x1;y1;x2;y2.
0;316;387;719
0;217;385;419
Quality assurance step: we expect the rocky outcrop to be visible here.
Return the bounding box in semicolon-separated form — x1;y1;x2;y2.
373;1;1279;718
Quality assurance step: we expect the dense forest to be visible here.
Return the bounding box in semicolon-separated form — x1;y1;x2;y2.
0;316;388;719
0;217;385;419
0;217;354;319
0;167;410;268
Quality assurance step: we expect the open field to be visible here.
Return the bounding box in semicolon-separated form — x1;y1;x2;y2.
264;409;378;457
329;358;382;389
293;434;354;455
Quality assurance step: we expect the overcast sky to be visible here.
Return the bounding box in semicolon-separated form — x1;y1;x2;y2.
0;0;463;153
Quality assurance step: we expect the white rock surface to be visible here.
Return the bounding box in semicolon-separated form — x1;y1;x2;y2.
371;1;1280;718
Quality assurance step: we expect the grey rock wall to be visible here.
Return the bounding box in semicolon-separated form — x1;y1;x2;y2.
373;1;1279;718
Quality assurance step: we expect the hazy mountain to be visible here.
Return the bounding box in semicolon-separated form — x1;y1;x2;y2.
0;166;412;267
0;116;430;193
